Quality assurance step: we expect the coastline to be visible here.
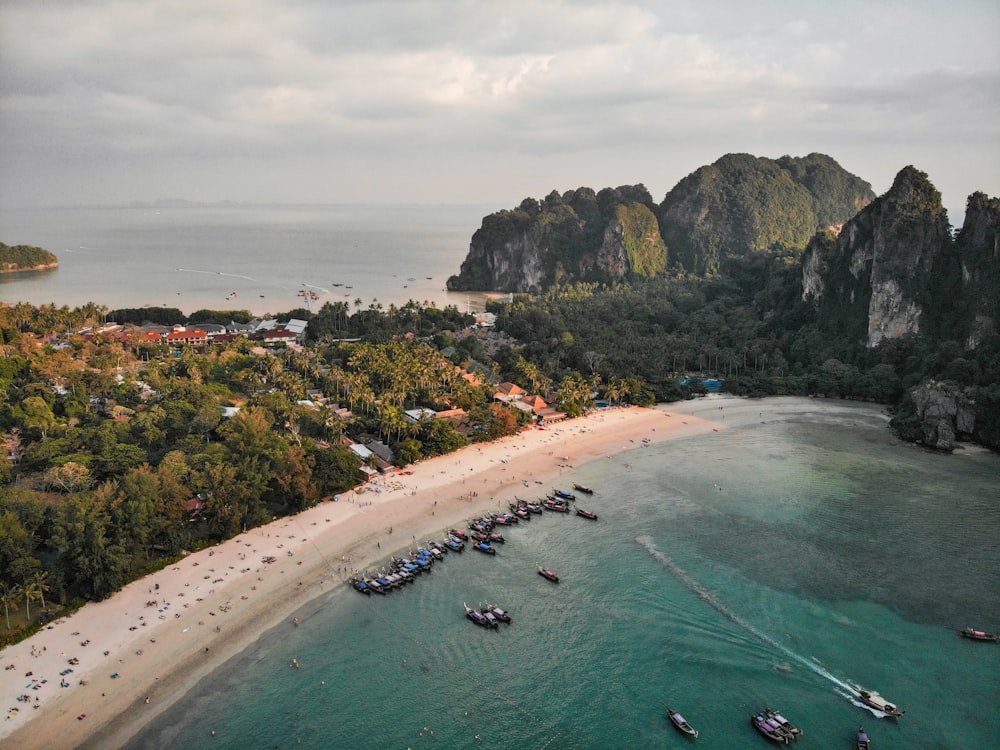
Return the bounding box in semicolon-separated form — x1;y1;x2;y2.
2;402;733;750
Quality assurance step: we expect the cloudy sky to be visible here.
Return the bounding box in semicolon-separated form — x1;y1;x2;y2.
1;0;997;220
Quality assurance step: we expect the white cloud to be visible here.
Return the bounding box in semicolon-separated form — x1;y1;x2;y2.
0;0;997;214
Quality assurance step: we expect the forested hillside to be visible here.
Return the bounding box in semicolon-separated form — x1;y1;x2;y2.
0;243;58;273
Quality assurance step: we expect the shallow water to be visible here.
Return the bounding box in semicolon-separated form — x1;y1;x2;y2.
127;404;1000;749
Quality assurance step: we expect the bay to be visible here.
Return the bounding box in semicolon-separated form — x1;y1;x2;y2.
0;204;496;316
125;400;1000;749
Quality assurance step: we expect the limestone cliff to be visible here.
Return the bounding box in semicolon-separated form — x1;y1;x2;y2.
801;166;951;347
953;192;1000;348
447;186;665;293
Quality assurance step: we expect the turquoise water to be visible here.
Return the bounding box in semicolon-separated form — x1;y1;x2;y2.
126;406;1000;749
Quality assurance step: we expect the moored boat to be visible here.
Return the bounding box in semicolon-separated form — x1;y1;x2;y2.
959;627;999;642
666;707;698;738
750;712;791;744
543;497;570;512
857;690;905;718
552;489;576;501
349;577;371;595
449;528;468;540
764;708;802;740
856;725;870;750
538;566;559;583
573;483;594;494
464;604;496;629
482;602;511;623
474;542;496;555
575;508;598;520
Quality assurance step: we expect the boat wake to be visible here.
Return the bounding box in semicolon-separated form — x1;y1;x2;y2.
636;535;858;697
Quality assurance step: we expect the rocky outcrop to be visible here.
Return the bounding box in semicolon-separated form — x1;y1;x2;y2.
892;380;976;451
447;186;663;293
801;166;951;347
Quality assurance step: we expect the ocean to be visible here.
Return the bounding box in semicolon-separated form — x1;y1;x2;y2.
0;204;496;316
124;401;1000;749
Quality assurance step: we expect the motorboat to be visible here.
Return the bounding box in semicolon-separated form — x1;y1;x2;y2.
538;567;559;583
666;707;698;738
959;627;999;642
856;726;870;750
857;690;905;718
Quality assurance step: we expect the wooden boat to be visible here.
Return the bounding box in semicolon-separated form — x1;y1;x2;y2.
856;726;870;750
857;690;905;718
538;566;559;583
482;602;511;623
543;498;570;512
465;604;497;629
449;528;468;540
473;542;496;555
552;489;576;501
666;707;698;738
573;483;594;494
488;531;505;544
349;577;371;595
575;508;598;520
750;712;791;744
959;627;999;642
763;708;802;740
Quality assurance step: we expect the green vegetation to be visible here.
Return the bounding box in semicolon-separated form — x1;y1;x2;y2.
0;243;58;273
2;160;997;645
659;153;875;276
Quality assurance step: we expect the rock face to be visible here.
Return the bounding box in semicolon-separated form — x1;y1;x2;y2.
892;381;976;451
447;186;665;293
448;153;872;292
801;166;951;347
953;192;1000;349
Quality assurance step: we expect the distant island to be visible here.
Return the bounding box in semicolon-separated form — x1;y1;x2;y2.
0;242;58;273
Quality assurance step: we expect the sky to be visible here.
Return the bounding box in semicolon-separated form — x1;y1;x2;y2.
1;0;998;222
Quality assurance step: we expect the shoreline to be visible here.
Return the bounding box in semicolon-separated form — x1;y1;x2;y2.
1;396;893;749
2;403;728;749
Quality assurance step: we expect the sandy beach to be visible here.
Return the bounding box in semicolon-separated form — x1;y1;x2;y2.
0;399;773;750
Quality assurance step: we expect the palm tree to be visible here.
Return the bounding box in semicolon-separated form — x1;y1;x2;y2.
0;582;20;630
22;580;40;622
32;571;50;611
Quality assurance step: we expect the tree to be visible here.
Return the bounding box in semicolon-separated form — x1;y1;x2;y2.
0;582;20;630
42;462;93;493
31;571;50;611
20;395;59;440
54;494;125;601
22;580;40;621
